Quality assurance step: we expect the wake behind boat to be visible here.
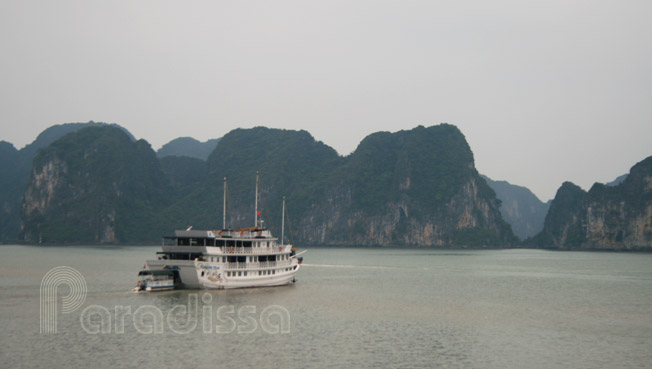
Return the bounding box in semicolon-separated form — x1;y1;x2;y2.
136;173;303;290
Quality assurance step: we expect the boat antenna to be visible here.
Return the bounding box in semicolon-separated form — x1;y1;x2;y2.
254;171;259;228
281;196;285;246
223;177;227;230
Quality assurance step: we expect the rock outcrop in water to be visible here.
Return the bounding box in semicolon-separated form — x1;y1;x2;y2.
530;156;652;250
293;125;515;247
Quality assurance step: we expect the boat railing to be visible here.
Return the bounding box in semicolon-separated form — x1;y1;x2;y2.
224;260;293;270
214;246;289;254
256;260;292;268
218;230;273;238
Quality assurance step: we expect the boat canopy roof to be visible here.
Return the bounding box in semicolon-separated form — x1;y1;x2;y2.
138;270;176;276
171;227;271;240
174;230;217;238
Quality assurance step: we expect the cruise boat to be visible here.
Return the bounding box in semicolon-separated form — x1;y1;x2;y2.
142;174;304;289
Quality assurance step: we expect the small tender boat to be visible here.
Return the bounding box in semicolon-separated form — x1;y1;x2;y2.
133;269;179;292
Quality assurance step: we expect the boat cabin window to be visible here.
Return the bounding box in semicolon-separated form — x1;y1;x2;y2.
162;252;203;261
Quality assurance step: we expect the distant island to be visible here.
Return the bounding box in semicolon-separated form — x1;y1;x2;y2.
2;122;650;251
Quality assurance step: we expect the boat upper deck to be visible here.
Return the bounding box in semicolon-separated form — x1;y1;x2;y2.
161;228;293;257
163;228;279;246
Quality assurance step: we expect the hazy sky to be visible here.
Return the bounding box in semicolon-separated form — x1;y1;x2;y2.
1;0;651;201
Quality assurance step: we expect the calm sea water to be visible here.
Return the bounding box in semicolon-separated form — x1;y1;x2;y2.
1;245;651;369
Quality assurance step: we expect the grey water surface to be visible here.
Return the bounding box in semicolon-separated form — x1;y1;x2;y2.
1;245;651;368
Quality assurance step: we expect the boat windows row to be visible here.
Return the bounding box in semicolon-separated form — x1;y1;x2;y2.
224;268;295;278
205;254;289;263
170;238;275;247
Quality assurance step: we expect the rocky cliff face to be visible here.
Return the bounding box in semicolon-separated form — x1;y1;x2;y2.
23;157;68;218
532;156;652;250
20;126;170;244
295;174;513;247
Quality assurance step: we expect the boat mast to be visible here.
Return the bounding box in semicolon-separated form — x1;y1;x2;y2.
281;196;285;246
223;177;227;229
254;171;259;228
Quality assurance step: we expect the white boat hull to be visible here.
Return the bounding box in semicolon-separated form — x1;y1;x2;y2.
197;264;300;289
147;259;301;289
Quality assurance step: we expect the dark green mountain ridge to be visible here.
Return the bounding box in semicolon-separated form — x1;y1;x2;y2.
10;122;651;250
17;124;515;246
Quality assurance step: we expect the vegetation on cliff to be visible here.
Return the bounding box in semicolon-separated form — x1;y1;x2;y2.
15;124;515;246
21;126;171;243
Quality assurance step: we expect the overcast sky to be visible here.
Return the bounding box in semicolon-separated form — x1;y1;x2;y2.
1;0;651;201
